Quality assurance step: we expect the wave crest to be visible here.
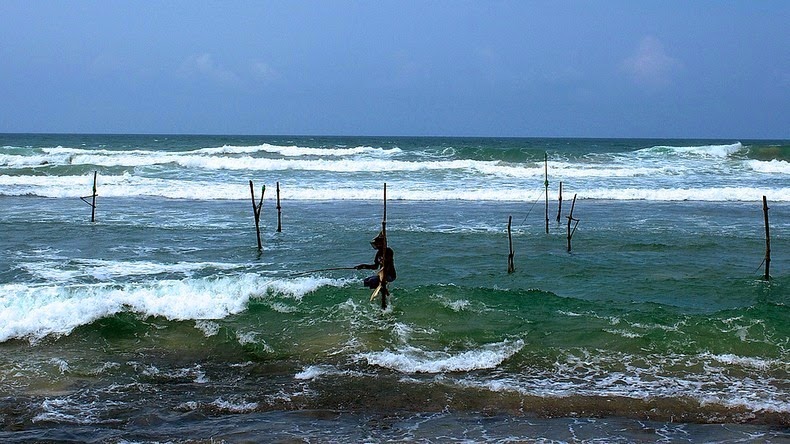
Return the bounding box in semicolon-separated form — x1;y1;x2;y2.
0;274;347;343
357;339;524;373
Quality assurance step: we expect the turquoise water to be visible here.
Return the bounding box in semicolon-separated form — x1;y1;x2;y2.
0;134;788;442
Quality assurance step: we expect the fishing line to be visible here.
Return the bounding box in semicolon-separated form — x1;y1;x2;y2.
753;258;767;275
290;267;357;277
518;187;545;228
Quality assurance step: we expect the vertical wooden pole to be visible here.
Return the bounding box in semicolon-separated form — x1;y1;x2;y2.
763;196;771;280
90;171;97;223
507;215;515;273
276;181;282;233
250;180;264;251
381;183;388;309
368;183;392;309
383;183;387;236
544;152;549;234
566;194;579;252
555;182;563;224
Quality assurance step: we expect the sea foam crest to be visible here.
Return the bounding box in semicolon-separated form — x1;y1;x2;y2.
19;258;241;283
357;339;524;373
0;274;346;342
454;349;790;413
2;173;788;202
747;159;790;174
195;144;402;157
639;142;743;158
294;364;347;380
582;186;790;202
12;144;402;168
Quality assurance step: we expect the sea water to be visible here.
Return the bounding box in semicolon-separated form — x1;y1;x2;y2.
0;134;788;442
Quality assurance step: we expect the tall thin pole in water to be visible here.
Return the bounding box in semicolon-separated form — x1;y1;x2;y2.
380;183;388;309
556;182;563;224
544;153;549;234
507;215;515;273
276;181;282;233
90;171;97;223
763;196;771;280
566;194;579;252
250;181;264;252
370;183;389;309
80;171;98;222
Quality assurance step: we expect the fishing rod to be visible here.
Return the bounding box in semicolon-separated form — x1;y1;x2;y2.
290;266;358;277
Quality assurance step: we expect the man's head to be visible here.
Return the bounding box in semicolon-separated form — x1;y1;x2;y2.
370;232;385;249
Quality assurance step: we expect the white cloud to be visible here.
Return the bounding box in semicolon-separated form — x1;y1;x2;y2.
251;61;278;82
621;36;682;87
180;53;241;86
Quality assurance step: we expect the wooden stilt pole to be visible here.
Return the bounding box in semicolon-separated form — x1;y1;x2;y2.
90;171;97;222
566;194;579;252
380;183;388;309
276;181;282;233
763;196;771;280
249;180;264;251
556;181;563;224
544;152;549;234
369;184;390;309
80;171;98;222
507;215;515;273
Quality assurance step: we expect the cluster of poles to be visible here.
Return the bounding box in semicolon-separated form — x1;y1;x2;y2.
505;154;774;282
248;180;283;251
507;154;580;274
251;179;391;309
81;166;775;286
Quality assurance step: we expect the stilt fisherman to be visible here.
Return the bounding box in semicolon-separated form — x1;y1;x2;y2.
355;231;396;296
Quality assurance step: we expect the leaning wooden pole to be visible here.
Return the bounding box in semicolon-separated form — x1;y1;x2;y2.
556;181;563;224
90;171;97;222
507;215;515;273
276;181;282;233
249;180;264;251
763;196;771;280
544;152;549;234
566;194;579;252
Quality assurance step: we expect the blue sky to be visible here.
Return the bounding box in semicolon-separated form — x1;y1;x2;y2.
1;1;787;138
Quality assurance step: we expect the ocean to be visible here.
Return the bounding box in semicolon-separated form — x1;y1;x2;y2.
0;134;788;443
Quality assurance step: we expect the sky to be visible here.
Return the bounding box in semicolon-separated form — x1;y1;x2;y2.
1;1;788;139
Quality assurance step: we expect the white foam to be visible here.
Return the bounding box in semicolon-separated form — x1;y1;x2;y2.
357;339;524;373
9;145;402;170
639;142;743;158
20;259;241;283
603;329;642;339
210;397;259;413
704;353;779;371
453;349;790;414
49;358;70;374
1;173;788;201
198;143;402;158
747;159;790;174
295;364;342;380
33;399;95;424
175;401;199;411
141;364;208;383
2;139;787;203
0;275;348;342
444;299;471;312
582;186;790;202
170;143;400;158
235;331;260;346
195;320;220;337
